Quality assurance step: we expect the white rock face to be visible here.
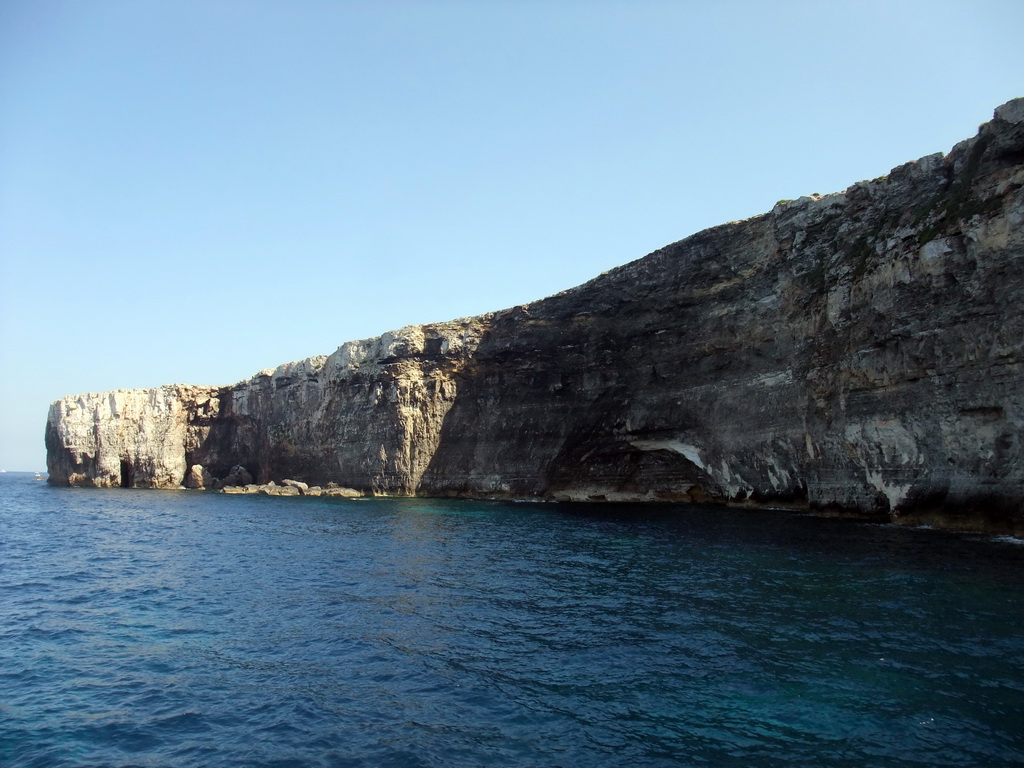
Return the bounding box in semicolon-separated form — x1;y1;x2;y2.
45;319;490;495
45;385;217;488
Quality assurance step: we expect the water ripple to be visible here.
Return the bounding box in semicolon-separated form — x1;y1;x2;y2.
1;474;1022;767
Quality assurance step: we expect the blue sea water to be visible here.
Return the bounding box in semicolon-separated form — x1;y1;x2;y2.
1;472;1022;767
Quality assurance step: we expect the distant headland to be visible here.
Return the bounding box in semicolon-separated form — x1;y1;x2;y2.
46;99;1024;535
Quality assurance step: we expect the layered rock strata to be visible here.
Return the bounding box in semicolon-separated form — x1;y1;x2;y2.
46;100;1024;533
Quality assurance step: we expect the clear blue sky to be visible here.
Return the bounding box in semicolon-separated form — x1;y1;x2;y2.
1;1;1022;471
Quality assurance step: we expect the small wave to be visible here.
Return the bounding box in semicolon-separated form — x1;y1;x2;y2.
989;534;1024;546
1;581;53;590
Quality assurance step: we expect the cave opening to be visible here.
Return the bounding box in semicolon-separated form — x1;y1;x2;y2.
120;459;134;488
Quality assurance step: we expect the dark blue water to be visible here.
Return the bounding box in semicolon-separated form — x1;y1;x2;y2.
2;472;1022;767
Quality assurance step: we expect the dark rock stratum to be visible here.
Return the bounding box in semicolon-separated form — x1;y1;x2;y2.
47;100;1024;534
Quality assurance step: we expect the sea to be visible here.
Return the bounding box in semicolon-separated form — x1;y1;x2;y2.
1;471;1022;767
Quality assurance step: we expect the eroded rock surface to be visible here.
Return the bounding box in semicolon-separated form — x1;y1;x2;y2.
45;385;219;489
46;100;1024;533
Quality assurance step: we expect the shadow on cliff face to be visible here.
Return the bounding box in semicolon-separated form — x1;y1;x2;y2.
183;386;260;486
416;306;592;498
417;215;817;505
893;486;1024;537
414;241;764;502
542;398;720;502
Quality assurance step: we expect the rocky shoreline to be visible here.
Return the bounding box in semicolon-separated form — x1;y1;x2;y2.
180;464;364;497
219;481;363;498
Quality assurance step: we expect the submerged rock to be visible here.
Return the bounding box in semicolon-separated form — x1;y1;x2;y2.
45;100;1024;534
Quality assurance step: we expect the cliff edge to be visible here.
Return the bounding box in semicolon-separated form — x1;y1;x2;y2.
46;100;1024;534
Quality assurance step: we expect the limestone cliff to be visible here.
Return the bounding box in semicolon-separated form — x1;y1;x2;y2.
47;100;1024;533
46;319;488;494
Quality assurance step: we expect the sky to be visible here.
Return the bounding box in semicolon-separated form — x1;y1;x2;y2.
1;0;1022;471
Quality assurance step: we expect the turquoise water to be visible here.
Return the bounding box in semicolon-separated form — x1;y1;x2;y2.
1;472;1022;767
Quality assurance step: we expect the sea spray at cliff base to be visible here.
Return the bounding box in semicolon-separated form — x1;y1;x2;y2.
45;100;1024;534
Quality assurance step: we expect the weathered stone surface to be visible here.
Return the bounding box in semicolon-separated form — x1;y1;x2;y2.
219;482;353;498
46;100;1024;533
262;484;300;496
45;385;219;488
322;486;363;498
184;464;215;489
220;465;253;488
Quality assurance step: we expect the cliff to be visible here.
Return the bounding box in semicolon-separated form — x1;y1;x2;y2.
47;99;1024;534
